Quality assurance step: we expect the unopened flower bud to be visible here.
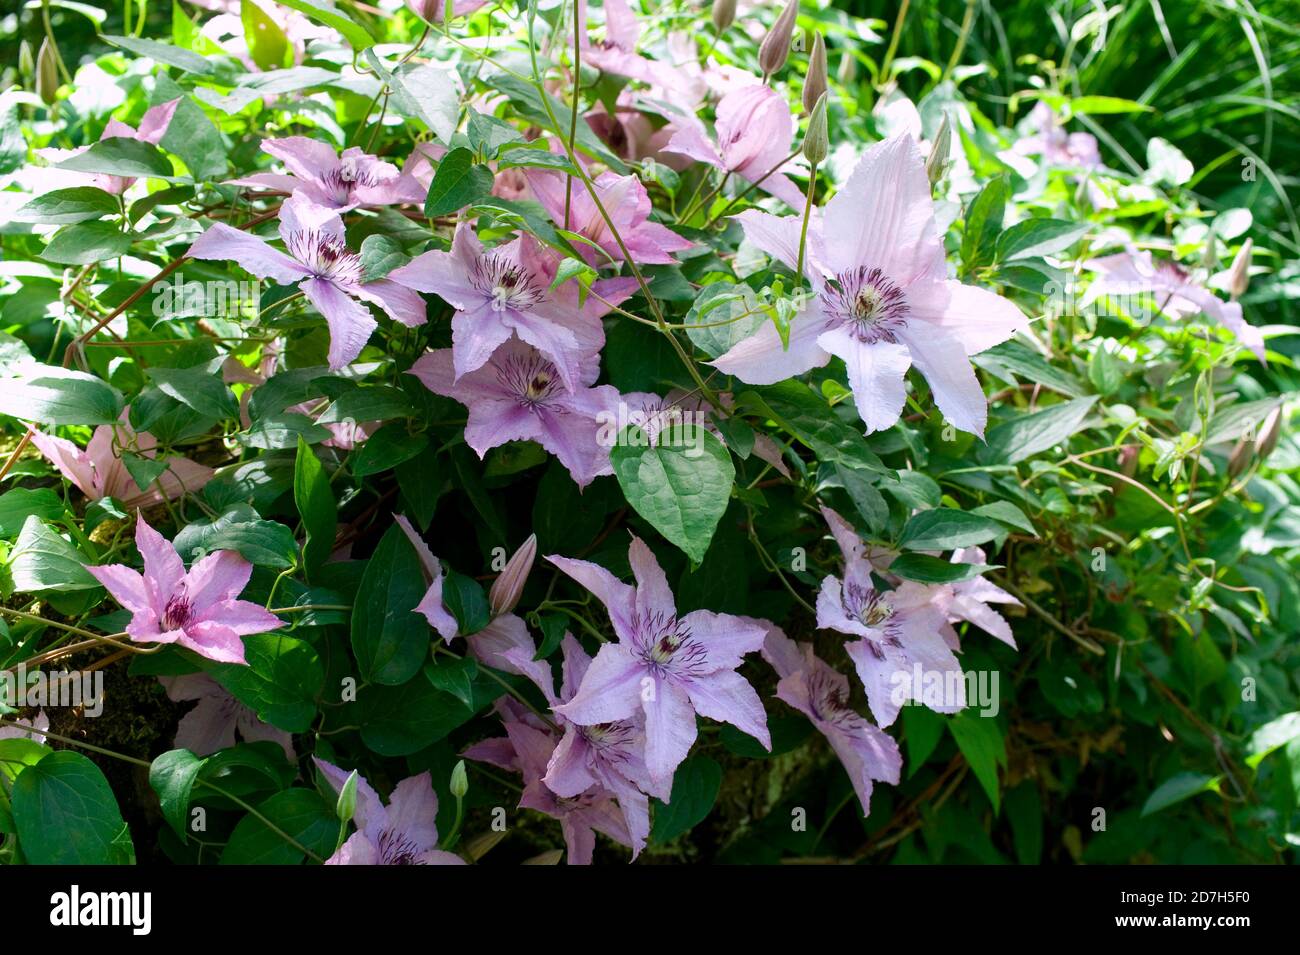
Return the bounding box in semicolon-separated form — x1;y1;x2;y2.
19;41;34;81
1118;444;1139;478
1226;438;1251;479
449;760;469;799
1255;405;1281;460
712;0;736;33
837;51;857;86
802;91;829;166
759;0;798;78
335;770;359;823
927;111;952;188
488;532;536;617
802;32;827;113
37;38;60;106
1228;238;1252;300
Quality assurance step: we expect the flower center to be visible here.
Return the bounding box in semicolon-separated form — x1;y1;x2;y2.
495;352;565;411
472;252;545;313
823;266;909;343
632;610;707;676
320;159;381;203
287;230;364;286
161;594;193;631
843;581;897;632
377;828;424;865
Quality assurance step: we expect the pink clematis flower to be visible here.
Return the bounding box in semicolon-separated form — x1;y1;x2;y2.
228;137;425;212
1082;248;1266;362
160;672;295;759
1015;102;1102;170
408;339;618;489
314;758;465;865
577;0;659;87
506;633;665;859
761;624;901;815
37;99;179;195
85;516;284;665
815;507;963;728
0;711;49;743
482;716;635;865
548;535;771;783
710;134;1029;436
940;546;1021;650
404;0;489;21
29;409;213;508
665;84;807;210
526;165;692;266
389;226;636;392
187;194;426;370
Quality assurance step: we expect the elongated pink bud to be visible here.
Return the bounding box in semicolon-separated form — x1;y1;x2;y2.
802;32;827;113
759;0;798;78
713;0;737;32
1228;238;1252;300
489;533;537;617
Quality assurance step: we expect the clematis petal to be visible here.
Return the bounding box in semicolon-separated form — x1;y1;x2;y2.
817;326;912;434
895;324;987;437
187;223;309;285
684;668;771;750
302;277;378;371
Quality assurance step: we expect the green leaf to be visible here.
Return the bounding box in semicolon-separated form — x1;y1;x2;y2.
359;234;411;282
358;674;501;756
1140;772;1220;817
149;749;207;841
971;501;1037;536
382;60;461;144
651;755;722;843
316;386;416;424
983;396;1098;464
0;488;65;537
424;654;479;708
743;382;886;473
14;186;120;224
212;632;325;733
42;221;134;265
57;137;174;180
961;176;1007;275
424;147;495;217
610;425;735;564
996;218;1091;262
890;552;994;584
273;0;374;51
241;0;293;70
683;283;764;359
148;361;239;420
1004;783;1043;864
220;789;338;864
350;424;427;478
205;520;299;569
9;516;100;593
12;751;135;864
441;569;489;636
294;436;337;577
898;508;1003;552
972;340;1087;398
902;705;945;777
102;33;214;73
948;711;1006;812
351;522;433;685
1245;712;1300;770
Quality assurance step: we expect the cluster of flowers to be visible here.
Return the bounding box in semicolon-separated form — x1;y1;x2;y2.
27;0;1268;864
